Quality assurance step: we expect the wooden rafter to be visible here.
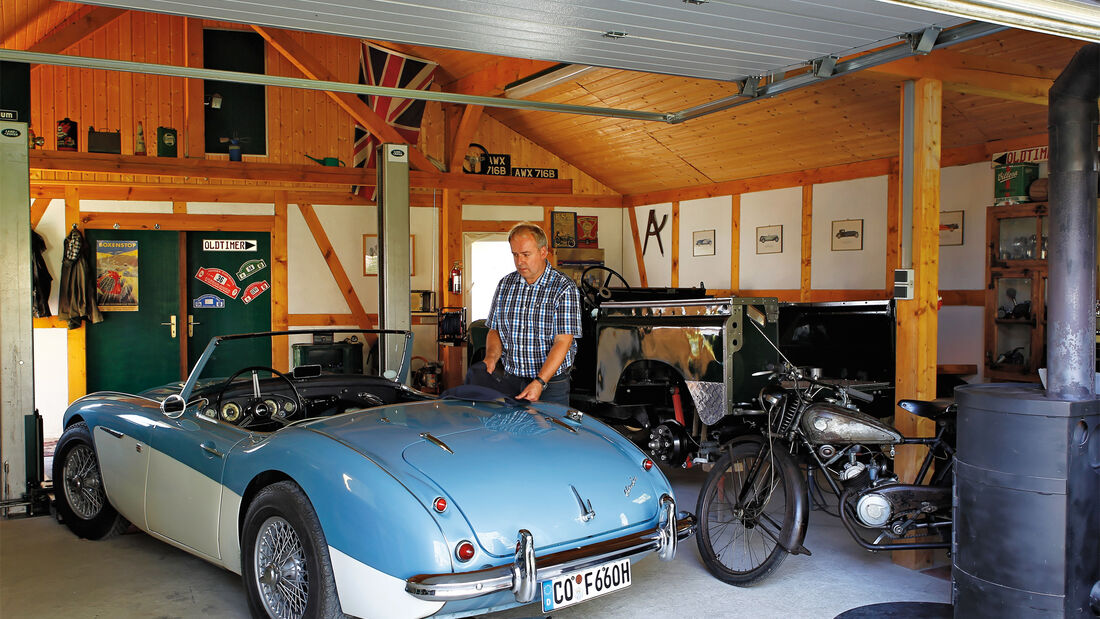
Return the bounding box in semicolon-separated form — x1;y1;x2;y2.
863;54;1053;105
29;150;572;193
297;204;373;329
444;58;559;96
252;25;436;172
25;5;125;55
30;198;51;229
448;104;484;173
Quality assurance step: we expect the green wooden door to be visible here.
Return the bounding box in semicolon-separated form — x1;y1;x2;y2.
186;231;272;376
85;230;182;394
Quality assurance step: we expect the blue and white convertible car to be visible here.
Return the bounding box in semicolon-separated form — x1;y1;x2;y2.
54;329;695;619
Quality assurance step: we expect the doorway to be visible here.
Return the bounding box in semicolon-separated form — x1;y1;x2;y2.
464;232;514;324
84;229;271;393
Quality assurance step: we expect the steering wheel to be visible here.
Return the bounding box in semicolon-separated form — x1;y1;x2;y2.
214;366;305;428
579;265;631;306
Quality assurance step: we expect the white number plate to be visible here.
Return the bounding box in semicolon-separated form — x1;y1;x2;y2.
540;558;632;612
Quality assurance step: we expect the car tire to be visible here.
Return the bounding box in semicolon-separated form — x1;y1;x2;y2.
52;422;130;540
242;481;345;619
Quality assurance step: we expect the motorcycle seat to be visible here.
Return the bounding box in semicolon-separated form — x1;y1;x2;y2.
897;399;956;420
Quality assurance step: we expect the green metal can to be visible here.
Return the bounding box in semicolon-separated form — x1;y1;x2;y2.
993;163;1039;205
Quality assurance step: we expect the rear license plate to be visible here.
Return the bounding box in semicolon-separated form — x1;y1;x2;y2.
540;558;632;612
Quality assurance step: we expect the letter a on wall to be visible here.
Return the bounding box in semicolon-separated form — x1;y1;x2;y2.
643;209;667;256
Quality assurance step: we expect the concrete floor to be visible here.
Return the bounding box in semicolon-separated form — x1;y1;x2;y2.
1;468;950;619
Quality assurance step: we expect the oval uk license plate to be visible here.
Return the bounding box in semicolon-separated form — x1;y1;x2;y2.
540;558;632;612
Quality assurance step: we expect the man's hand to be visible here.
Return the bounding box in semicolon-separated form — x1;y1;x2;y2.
516;380;544;401
483;357;498;374
484;329;503;376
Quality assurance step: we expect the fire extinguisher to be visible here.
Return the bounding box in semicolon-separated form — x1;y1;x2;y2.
449;261;462;294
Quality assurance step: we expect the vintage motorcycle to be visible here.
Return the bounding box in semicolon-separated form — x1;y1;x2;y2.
694;362;956;586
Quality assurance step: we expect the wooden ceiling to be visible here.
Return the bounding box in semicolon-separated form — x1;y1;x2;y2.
1;0;1090;197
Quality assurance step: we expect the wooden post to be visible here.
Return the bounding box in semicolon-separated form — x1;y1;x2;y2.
730;195;740;292
894;78;942;570
271;192;289;370
439;189;461;308
671;201;680;287
800;185;813;302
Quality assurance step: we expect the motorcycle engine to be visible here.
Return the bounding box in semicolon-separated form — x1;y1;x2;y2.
856;492;893;527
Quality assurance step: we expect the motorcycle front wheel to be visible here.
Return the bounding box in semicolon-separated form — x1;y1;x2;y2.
695;436;802;586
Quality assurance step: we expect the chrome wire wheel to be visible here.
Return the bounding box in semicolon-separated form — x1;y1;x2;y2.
62;443;105;520
254;515;309;619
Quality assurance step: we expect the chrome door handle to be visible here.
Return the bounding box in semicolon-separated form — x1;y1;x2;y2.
161;315;177;338
199;442;223;458
188;314;201;338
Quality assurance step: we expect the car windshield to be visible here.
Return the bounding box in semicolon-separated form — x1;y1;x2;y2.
185;329;412;397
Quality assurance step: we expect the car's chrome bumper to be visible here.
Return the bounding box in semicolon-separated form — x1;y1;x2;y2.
405;494;696;603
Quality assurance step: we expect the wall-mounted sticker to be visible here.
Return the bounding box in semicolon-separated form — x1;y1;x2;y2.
241;280;270;304
236;258;268;281
95;240;139;311
576;216;598;248
202;239;257;252
193;294;226;309
195;267;241;298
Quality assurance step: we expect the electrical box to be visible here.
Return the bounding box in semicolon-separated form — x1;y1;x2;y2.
894;269;914;300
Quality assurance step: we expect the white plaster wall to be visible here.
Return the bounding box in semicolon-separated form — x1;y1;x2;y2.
739;187;802;290
679;196;732;290
621;214;641;287
33;328;68;440
634;203;673;287
36;199;65;314
811;176;888;290
938;306;985;381
185;202;275;216
79;200;173;213
939;163;991;290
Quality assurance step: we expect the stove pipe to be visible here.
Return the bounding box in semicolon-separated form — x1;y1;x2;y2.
1047;43;1099;401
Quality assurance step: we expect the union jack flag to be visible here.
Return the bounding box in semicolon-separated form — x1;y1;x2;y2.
353;42;437;197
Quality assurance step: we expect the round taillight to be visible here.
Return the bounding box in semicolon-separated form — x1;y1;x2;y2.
433;497;447;512
642;458;654;471
455;541;475;562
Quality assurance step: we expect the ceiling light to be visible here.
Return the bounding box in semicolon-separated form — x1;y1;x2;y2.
504;64;598;99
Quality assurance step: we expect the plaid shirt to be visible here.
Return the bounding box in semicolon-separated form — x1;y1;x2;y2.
487;262;582;378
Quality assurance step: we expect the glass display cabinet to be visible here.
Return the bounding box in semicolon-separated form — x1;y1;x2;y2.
985;202;1048;381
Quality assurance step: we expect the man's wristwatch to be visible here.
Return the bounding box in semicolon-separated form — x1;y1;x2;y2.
534;376;547;388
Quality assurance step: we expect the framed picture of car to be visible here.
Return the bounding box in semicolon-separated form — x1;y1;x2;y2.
940;210;964;246
831;219;863;251
756;225;782;254
692;229;715;256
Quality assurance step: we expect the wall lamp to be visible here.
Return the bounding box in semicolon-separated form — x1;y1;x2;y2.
503;64;597;99
204;93;223;109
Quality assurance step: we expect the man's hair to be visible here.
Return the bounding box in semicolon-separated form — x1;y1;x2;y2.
508;222;547;249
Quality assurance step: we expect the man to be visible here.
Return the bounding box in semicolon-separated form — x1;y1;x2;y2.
468;223;581;405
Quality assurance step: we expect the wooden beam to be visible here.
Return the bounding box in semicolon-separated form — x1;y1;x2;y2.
461;220;517;233
940;289;984;306
457;192;621;207
25;6;125;55
252;25;436;172
448;105;484;173
30;151;571;193
30;198;51;229
729;195;740;291
886;159;901;292
80;212;274;231
271;192;290;369
627;205;648;287
297;204;373;329
440;189;462;307
894;78;942;570
31;181;442;206
864;55;1051;105
800;186;813;302
624;159;893;207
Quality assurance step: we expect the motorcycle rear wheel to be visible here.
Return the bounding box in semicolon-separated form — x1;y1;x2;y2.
696;436;801;586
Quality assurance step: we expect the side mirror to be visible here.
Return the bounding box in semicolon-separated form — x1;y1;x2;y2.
161;394;186;418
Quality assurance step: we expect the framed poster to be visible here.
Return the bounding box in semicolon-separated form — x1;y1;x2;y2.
551;211;577;248
363;235;415;276
576;215;599;248
831;219;863;251
940;210;964;246
692;229;716;256
756;225;782;254
95;240;139;311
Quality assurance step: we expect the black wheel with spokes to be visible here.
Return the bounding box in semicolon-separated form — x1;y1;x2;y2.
52;422;130;540
242;481;343;619
695;436;802;586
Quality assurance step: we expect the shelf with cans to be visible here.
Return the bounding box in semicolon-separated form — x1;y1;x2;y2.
984;201;1049;382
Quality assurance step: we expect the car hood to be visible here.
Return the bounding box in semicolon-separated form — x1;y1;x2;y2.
302;399;666;557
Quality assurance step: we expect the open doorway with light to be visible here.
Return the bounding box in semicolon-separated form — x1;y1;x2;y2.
463;232;514;326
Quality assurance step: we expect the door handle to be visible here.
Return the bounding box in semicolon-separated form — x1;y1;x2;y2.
199;442;223;458
161;315;177;338
188;315;201;338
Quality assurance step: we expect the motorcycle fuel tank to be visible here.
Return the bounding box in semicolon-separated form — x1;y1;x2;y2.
800;402;902;445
